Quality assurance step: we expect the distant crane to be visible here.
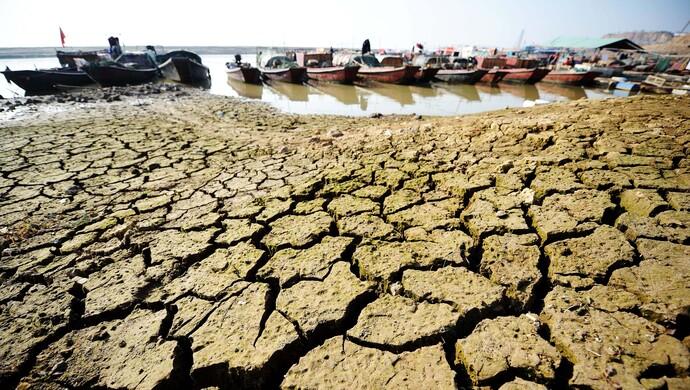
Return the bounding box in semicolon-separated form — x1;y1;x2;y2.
515;29;525;50
680;20;690;34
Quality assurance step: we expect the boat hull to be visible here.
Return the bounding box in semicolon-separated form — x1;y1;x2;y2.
85;65;159;87
501;68;538;84
528;68;551;83
307;65;360;84
261;67;307;84
435;69;487;84
358;65;420;84
2;68;94;95
542;71;597;86
414;67;439;84
227;67;262;84
479;69;508;84
171;57;210;83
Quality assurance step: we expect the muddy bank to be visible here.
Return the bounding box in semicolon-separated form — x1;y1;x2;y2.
1;88;689;389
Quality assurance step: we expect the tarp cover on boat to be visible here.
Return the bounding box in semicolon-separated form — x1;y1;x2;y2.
548;37;644;51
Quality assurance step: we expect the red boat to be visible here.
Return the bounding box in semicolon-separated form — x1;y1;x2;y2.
541;70;597;86
435;68;488;84
333;54;419;84
479;69;508;84
258;54;306;84
296;52;360;84
358;65;419;84
415;67;440;83
261;67;307;83
226;63;262;84
501;68;538;84
307;65;360;84
528;68;551;83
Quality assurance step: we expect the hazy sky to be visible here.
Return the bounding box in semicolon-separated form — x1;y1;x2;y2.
1;0;688;49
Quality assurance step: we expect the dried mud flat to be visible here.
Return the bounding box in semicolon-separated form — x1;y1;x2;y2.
1;90;689;389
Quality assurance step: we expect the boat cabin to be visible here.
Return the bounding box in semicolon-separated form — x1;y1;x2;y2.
115;52;157;69
296;52;333;68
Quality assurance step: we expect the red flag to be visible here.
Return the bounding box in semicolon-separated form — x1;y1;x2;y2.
59;27;66;47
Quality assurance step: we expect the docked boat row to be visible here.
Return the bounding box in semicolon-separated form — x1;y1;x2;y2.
224;48;602;90
2;37;211;95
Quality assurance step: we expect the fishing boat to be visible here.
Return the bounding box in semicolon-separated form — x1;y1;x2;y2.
479;69;508;84
306;65;360;83
2;66;95;95
85;52;160;87
335;54;419;84
297;52;360;84
414;67;439;84
528;68;551;83
500;68;539;84
157;50;210;84
541;70;597;86
435;69;487;84
257;53;306;84
56;50;108;68
226;63;262;84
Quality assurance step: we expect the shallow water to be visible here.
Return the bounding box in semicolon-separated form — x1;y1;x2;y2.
2;53;622;116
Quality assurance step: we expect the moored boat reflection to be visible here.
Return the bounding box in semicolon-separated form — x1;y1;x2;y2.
537;83;587;100
435;84;481;102
309;82;361;105
500;83;540;100
366;82;415;105
266;80;310;101
227;78;263;99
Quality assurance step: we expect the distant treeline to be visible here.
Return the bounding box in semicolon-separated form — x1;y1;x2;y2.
0;46;331;59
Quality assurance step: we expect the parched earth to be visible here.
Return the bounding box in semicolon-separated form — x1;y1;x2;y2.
1;90;689;389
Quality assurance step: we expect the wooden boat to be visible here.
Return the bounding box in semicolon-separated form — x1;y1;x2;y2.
528;68;551;83
414;67;439;84
479;69;508;84
56;50;107;68
341;55;418;84
2;66;95;95
156;50;210;84
296;52;360;84
226;62;262;84
500;68;538;84
85;53;160;87
307;65;360;84
258;54;306;84
541;70;597;86
435;68;487;84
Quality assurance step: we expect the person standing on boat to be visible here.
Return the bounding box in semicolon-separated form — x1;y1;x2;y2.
362;39;371;55
145;46;157;66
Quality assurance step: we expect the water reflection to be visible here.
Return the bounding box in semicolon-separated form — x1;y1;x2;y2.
537;84;587;100
309;82;360;105
475;83;502;96
227;78;263;99
435;84;481;101
409;85;438;98
266;81;310;101
500;84;540;100
367;83;415;106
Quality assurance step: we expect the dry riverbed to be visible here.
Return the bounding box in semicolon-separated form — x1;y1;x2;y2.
1;87;689;389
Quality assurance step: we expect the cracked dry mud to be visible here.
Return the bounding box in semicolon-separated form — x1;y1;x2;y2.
1;90;689;390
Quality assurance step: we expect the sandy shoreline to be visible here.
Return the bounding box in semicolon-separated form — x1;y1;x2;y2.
1;89;689;389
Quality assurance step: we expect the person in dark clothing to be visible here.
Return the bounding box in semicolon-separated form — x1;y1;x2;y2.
362;39;371;55
235;54;242;65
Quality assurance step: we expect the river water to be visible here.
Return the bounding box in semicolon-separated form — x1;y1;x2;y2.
1;54;626;116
